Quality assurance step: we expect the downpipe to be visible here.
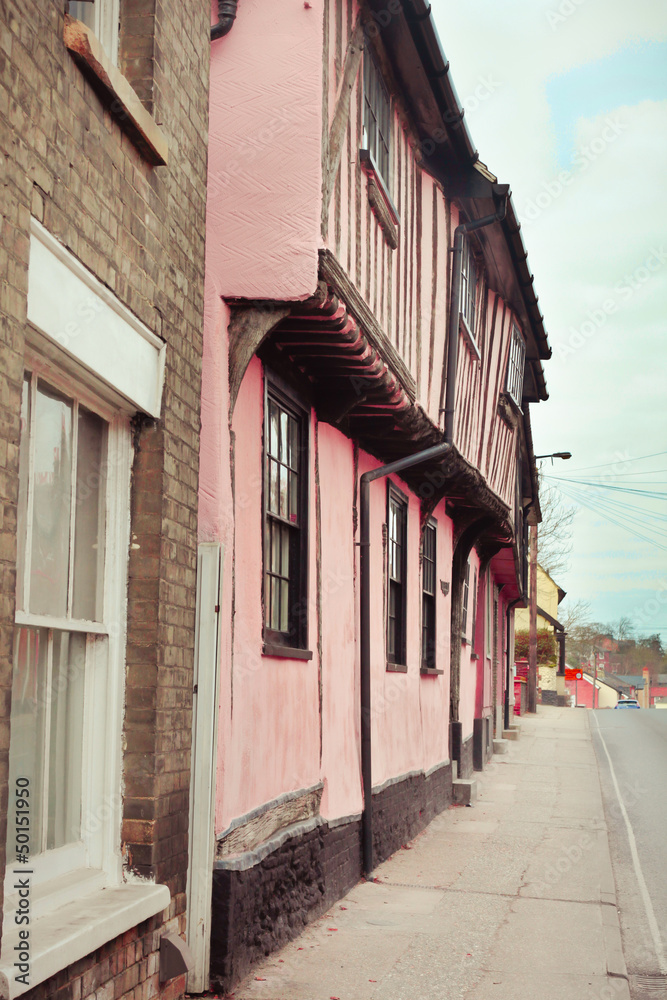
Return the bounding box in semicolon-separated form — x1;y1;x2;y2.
360;441;453;877
211;0;238;40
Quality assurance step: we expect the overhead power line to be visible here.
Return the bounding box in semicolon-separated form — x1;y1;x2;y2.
552;480;667;552
559;450;667;475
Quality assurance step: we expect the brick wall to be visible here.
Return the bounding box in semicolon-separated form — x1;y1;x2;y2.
210;765;453;994
210;820;363;993
19;916;178;1000
0;0;209;989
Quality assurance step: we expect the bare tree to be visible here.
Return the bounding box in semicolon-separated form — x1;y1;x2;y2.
536;471;576;578
560;598;592;633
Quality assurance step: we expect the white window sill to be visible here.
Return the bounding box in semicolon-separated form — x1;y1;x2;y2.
63;15;168;166
0;881;169;999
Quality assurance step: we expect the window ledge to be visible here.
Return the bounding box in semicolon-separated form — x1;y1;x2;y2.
63;15;168;166
420;667;444;676
360;150;399;250
386;662;408;673
498;391;522;429
262;644;313;661
0;882;169;999
459;313;481;363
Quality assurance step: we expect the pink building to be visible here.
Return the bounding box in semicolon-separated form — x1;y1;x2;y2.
188;0;551;991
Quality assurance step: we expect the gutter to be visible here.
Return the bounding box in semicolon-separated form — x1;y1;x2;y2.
211;0;238;40
398;1;551;374
360;441;453;877
400;0;478;166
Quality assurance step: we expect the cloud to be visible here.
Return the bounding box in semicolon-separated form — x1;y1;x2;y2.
432;1;667;637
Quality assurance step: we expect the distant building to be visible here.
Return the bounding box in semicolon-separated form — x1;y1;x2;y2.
515;564;566;704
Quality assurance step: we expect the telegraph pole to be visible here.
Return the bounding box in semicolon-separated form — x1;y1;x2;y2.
529;451;572;713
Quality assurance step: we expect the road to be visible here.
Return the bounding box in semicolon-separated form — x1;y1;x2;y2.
591;708;667;997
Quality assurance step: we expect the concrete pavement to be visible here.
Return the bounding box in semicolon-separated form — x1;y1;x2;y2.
219;707;629;1000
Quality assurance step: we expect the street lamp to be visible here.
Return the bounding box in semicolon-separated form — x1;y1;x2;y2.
527;451;572;713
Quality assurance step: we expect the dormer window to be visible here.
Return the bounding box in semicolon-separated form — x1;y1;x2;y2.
506;324;526;408
362;48;391;191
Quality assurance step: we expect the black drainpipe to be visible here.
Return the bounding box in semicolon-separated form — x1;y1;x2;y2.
211;0;238;40
360;441;453;877
444;197;508;444
504;598;521;730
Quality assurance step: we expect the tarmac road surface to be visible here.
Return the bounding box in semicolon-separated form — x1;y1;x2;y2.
591;708;667;999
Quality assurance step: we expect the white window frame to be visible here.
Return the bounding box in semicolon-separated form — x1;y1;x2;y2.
506;324;526;409
5;354;132;920
68;0;120;65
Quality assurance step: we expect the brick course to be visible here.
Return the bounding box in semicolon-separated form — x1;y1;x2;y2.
0;0;209;995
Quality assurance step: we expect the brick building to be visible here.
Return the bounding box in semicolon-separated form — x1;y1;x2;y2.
0;1;209;998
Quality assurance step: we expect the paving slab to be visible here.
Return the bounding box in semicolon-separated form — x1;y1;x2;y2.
226;707;629;1000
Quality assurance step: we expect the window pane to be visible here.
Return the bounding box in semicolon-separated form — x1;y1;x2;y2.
72;406;107;621
47;631;86;850
16;377;31;612
68;1;95;31
7;627;48;859
287;415;298;471
269;459;279;514
279;410;288;463
270;574;280;630
279;464;288;519
270;520;280;574
30;383;73;617
269;401;279;458
280;580;289;633
288;471;298;522
280;524;290;577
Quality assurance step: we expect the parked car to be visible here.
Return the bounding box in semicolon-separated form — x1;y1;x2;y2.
615;698;641;709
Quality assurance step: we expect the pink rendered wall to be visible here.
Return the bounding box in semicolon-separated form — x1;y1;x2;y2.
362;456;453;787
211;360;456;830
317;422;362;820
207;0;323;300
215;357;322;831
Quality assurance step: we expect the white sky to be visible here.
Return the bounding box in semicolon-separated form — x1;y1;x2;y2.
432;0;667;641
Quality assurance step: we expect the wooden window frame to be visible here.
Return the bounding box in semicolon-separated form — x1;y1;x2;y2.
470;566;478;652
262;374;310;655
386;482;408;671
506;324;526;410
485;567;492;659
421;519;440;674
362;46;392;194
460;236;478;345
461;557;471;641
